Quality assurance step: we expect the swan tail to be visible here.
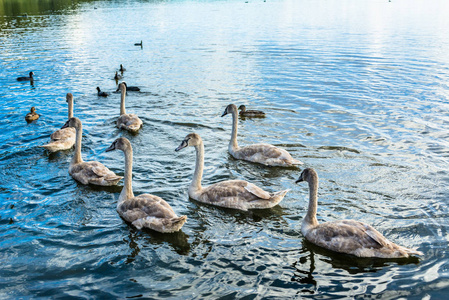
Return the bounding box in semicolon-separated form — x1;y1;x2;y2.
271;189;290;201
290;159;304;165
401;246;424;257
40;143;54;150
40;142;74;152
167;215;187;232
125;124;142;133
103;176;123;185
259;189;290;209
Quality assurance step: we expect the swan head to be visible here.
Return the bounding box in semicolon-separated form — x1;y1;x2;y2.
221;104;237;117
175;133;202;151
295;168;318;184
61;117;81;129
238;105;246;112
106;137;131;153
66;93;73;103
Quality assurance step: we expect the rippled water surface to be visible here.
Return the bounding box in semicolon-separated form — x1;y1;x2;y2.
1;0;449;298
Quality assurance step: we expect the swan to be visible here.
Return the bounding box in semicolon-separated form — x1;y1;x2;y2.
17;71;34;81
106;137;187;232
25;107;39;122
221;104;303;167
296;168;423;258
115;82;140;92
238;105;265;117
96;87;109;97
41;93;76;152
117;83;143;133
61;117;122;186
175;133;289;211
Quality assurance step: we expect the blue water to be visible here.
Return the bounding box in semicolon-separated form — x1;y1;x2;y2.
1;0;449;298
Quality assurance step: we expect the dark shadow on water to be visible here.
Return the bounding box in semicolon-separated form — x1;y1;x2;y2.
291;238;421;294
124;224;190;257
188;196;288;222
84;182;123;193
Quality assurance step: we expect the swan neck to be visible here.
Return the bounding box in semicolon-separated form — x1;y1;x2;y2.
229;109;239;151
68;99;73;119
304;175;319;228
120;146;134;202
120;88;126;115
191;142;204;192
72;123;83;165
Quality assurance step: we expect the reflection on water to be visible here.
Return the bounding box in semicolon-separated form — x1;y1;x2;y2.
293;240;422;297
0;0;88;17
1;0;449;298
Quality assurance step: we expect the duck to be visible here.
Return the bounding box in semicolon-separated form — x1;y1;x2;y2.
106;137;187;232
61;117;122;186
41;93;76;152
296;168;423;258
134;40;143;47
17;71;34;81
119;64;126;73
114;71;122;81
175;133;289;211
238;105;265;117
25;107;39;122
96;87;109;97
221;104;303;167
117;83;143;133
115;82;140;92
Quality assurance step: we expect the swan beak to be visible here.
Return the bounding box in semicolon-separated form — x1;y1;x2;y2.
175;140;188;152
61;120;70;129
221;109;228;117
105;143;116;152
295;176;304;184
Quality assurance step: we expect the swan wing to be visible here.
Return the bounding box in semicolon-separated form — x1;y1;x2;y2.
41;128;75;151
117;114;143;131
237;144;282;159
118;194;186;232
197;180;264;210
235;143;302;165
306;220;390;254
50;127;75;141
118;194;177;221
70;161;122;185
90;162;121;180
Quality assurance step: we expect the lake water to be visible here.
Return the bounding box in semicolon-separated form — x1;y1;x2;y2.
1;0;449;298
